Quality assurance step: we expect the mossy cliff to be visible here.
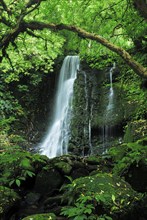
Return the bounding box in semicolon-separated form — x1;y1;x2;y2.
69;61;147;155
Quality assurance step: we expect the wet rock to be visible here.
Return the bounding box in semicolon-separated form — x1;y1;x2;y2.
71;167;89;179
25;192;41;205
34;168;63;195
125;160;147;192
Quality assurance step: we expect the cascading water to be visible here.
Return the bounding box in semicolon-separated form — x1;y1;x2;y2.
107;62;115;112
40;55;80;158
88;104;93;154
84;71;89;113
83;71;93;155
102;62;116;152
83;71;89;156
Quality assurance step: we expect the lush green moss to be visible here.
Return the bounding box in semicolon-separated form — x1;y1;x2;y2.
22;213;56;220
54;161;72;175
85;155;101;165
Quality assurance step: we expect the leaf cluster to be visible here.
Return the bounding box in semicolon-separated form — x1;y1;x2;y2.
108;140;147;176
60;172;141;219
0;148;48;188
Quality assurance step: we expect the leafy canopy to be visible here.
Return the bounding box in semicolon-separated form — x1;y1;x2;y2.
0;0;146;76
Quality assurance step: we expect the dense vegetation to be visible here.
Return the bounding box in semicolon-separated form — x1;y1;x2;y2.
0;0;147;219
0;0;146;148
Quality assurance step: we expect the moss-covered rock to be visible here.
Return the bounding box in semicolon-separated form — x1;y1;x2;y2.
61;173;142;219
34;168;63;195
108;141;147;192
22;213;56;220
85;155;101;165
54;161;72;175
0;186;20;218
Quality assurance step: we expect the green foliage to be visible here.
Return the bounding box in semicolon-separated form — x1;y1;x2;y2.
0;147;49;189
61;202;95;220
0;148;36;187
61;197;113;219
124;120;147;142
109;140;147;175
1;0;146;70
0;186;20;215
0;32;64;83
61;173;142;219
0;87;24;116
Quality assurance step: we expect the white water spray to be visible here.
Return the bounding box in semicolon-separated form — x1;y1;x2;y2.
40;56;80;158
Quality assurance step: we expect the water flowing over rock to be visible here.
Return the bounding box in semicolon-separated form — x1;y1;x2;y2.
39;56;80;158
69;62;125;156
102;62;116;153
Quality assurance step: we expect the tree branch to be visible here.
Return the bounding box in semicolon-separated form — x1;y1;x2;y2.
0;20;146;78
23;21;147;78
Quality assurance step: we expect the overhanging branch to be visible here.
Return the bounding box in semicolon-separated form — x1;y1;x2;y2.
0;20;146;78
24;21;147;78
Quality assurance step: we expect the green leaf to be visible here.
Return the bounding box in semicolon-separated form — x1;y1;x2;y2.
15;179;21;187
21;158;31;169
112;194;115;203
26;170;35;177
84;208;92;214
9;180;15;186
19;177;26;181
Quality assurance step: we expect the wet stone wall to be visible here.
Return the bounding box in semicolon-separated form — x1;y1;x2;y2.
69;63;126;156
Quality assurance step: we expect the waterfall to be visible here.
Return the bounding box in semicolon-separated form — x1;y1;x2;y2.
107;62;115;112
40;55;80;158
88;104;93;154
102;62;116;153
84;71;88;112
83;71;93;155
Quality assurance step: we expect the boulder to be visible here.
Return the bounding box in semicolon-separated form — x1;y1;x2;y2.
34;168;63;195
61;173;142;219
125;160;147;192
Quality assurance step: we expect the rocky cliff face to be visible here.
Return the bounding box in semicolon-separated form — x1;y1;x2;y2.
69;63;126;156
